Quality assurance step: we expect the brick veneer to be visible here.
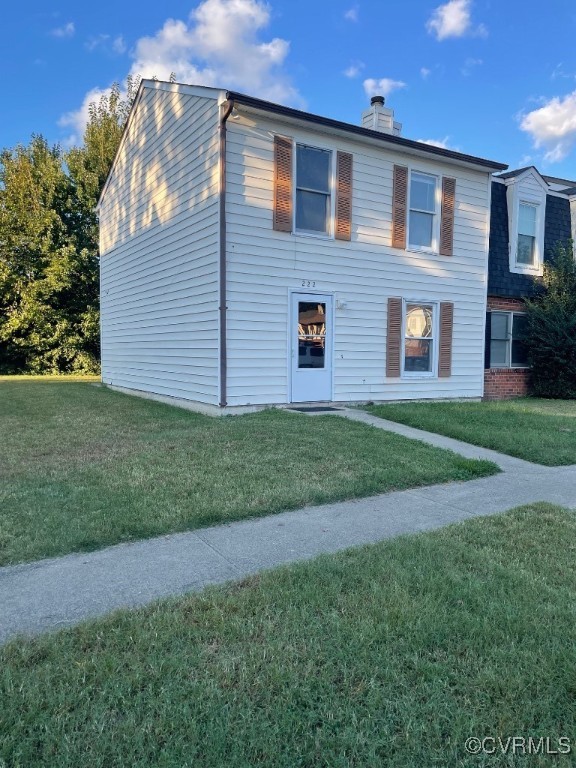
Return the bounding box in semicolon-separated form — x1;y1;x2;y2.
483;296;529;400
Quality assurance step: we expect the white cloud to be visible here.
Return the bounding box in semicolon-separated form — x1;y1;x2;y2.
417;136;452;149
128;0;297;103
520;90;576;162
113;36;127;54
59;86;111;145
344;61;364;79
344;6;359;22
51;21;75;38
85;34;126;55
426;0;486;41
420;67;431;80
551;63;576;82
461;57;483;76
60;0;300;145
363;77;406;99
517;154;534;168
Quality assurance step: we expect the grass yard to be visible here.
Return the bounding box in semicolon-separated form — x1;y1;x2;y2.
0;380;496;566
365;398;576;466
1;503;575;767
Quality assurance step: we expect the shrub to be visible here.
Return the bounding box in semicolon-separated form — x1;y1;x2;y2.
525;241;576;398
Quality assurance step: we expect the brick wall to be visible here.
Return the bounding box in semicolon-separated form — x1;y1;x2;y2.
484;296;529;399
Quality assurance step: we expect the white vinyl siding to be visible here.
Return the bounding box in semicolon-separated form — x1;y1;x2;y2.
99;85;221;404
224;113;492;406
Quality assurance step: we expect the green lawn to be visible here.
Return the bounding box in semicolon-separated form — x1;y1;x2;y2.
364;398;576;466
1;503;575;767
0;381;496;566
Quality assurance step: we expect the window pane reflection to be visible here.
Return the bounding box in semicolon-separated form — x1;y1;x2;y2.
296;190;329;233
404;339;432;372
409;210;434;248
298;302;326;369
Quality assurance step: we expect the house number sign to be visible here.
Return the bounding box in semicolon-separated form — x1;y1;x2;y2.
301;280;316;288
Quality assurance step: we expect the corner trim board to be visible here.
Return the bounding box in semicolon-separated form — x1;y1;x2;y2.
219;98;234;407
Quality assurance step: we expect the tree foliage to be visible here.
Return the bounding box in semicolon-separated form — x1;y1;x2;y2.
525;241;576;399
0;78;139;374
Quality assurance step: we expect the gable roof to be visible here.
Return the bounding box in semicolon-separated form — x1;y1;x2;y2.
542;173;576;189
227;90;508;173
97;80;223;210
496;166;576;196
98;79;508;210
496;166;536;180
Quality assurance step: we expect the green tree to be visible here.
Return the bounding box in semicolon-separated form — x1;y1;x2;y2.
525;241;576;398
0;78;139;373
0;135;95;372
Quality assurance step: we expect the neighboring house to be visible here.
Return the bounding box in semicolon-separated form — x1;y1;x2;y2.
485;167;576;399
98;80;506;412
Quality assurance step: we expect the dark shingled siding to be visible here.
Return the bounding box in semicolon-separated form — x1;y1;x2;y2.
487;182;572;298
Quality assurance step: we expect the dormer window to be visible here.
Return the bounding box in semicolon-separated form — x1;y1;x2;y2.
517;203;538;266
504;168;546;276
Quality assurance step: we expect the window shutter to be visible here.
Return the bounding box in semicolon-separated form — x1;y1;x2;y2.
392;165;408;249
386;297;403;377
438;301;454;377
439;177;456;256
273;136;293;232
335;151;353;241
484;311;491;369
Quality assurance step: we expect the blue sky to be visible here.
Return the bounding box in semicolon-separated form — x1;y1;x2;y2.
4;0;576;178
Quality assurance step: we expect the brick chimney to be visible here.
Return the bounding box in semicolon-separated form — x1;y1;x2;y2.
361;95;402;136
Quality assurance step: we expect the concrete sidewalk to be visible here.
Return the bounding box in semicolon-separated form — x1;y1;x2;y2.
2;411;575;644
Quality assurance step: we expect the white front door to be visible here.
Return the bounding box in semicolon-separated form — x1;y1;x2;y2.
290;293;333;403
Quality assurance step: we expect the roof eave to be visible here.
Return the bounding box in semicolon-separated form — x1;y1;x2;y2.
227;90;508;173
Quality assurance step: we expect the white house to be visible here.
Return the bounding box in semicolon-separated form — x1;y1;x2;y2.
98;80;507;412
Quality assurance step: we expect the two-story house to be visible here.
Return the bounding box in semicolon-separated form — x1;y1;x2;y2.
484;167;576;399
98;79;507;412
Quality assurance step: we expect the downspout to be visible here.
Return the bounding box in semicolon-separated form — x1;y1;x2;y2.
219;98;234;407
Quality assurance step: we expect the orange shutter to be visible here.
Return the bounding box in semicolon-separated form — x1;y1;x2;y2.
273;136;293;232
439;177;456;256
438;301;454;377
335;151;353;241
392;165;408;249
386;297;403;377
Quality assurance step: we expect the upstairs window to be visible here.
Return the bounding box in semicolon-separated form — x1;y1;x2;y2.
408;171;437;251
295;145;332;235
489;312;529;368
504;171;546;275
517;203;537;266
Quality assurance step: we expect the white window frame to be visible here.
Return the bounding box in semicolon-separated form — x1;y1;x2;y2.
293;142;335;239
516;202;539;268
489;311;529;369
505;173;546;276
407;169;440;254
401;299;439;378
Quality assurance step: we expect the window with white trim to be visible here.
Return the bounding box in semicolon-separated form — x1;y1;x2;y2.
516;203;538;266
403;302;436;374
505;172;546;275
490;311;529;368
408;171;437;251
295;144;332;235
